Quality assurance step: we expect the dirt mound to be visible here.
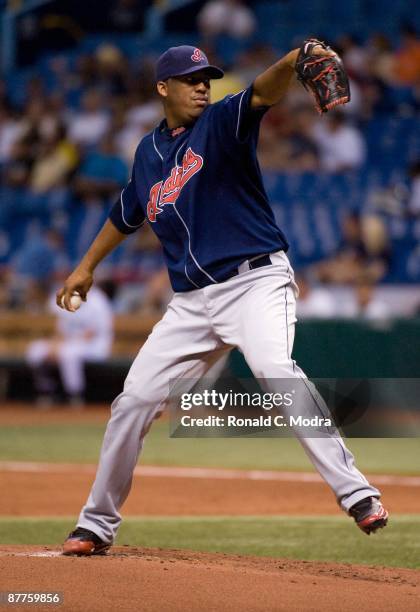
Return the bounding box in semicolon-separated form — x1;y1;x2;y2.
0;546;418;612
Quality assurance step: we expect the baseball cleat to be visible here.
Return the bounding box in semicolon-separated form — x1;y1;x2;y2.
62;527;110;556
349;497;389;535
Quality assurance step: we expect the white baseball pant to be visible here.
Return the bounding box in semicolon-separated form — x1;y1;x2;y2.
77;251;380;544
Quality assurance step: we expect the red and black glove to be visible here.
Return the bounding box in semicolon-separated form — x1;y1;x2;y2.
295;38;350;114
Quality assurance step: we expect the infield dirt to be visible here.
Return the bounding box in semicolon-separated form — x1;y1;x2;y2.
0;547;419;612
0;468;419;515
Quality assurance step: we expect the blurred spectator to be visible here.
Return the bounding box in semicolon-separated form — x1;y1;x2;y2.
337;34;369;82
341;78;363;117
258;105;319;172
67;89;110;147
124;99;161;129
26;285;114;406
316;213;390;284
128;55;157;104
295;274;337;319
73;54;101;92
368;181;408;216
236;43;278;83
12;229;70;285
73;133;128;202
30;120;78;193
257;120;292;172
113;225;165;312
115;99;161;162
198;0;256;41
10;98;50;176
344;278;391;320
94;44;130;97
8;229;70;308
287;107;319;171
362;215;391;270
311;112;366;172
71;132;128;261
394;25;420;86
369;161;420;217
367;34;396;86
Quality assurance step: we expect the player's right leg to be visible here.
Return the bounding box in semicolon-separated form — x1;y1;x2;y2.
63;290;229;555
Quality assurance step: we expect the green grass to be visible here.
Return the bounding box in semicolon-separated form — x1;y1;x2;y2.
0;516;419;569
0;421;419;474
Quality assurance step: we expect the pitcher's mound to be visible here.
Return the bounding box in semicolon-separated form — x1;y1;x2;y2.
0;546;418;611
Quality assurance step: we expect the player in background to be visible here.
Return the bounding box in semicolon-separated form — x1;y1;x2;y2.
27;284;113;406
58;43;388;555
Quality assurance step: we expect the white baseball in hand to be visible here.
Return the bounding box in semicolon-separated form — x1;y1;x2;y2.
61;291;82;311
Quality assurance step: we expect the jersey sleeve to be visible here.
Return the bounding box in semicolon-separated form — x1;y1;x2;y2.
108;166;146;235
212;84;270;144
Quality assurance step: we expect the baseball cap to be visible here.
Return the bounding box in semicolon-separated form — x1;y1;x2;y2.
156;46;224;82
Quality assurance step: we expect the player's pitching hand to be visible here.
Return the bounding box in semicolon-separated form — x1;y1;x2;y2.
56;268;93;312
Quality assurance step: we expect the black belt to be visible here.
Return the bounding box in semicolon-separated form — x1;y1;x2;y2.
247;254;272;270
224;254;274;282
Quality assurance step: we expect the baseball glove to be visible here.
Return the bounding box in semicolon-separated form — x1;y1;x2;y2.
295;38;350;114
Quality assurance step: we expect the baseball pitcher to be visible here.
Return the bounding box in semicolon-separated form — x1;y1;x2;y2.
59;41;388;555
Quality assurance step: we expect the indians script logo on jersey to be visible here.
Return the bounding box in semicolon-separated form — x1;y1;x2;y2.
147;147;203;222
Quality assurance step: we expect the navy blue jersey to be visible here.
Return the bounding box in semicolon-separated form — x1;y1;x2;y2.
109;85;289;292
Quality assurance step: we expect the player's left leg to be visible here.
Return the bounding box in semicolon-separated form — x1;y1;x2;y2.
66;289;230;550
209;257;387;532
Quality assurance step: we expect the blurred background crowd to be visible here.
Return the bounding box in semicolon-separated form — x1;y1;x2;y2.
0;0;420;321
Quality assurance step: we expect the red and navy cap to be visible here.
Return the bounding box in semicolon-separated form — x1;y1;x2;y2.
156;46;224;82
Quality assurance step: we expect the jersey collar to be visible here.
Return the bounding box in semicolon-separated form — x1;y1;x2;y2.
158;119;192;140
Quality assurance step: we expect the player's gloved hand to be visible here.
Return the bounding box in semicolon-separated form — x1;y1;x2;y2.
56;267;93;311
295;38;350;114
